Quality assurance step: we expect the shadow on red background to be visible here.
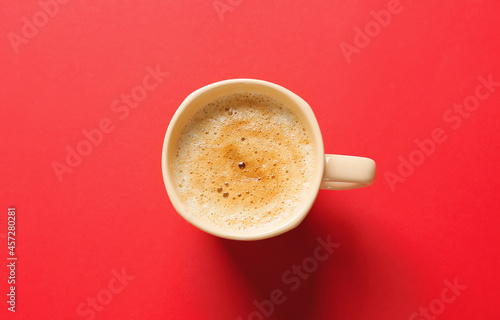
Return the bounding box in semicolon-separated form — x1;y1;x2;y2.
218;206;369;320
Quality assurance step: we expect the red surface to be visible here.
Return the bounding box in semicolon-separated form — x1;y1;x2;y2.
1;1;500;319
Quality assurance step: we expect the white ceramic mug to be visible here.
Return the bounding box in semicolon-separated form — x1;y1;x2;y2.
162;79;376;240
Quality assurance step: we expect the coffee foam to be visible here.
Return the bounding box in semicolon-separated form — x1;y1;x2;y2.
173;92;314;232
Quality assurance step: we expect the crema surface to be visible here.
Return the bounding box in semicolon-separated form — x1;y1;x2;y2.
173;92;314;231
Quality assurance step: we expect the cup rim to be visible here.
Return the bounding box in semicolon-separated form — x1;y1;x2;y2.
162;78;325;240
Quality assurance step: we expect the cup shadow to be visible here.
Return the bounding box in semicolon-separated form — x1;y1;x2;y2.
218;206;368;320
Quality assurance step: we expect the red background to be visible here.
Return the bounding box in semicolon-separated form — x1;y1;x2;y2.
1;1;499;319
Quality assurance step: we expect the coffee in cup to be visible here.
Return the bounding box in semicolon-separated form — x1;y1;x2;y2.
173;92;314;232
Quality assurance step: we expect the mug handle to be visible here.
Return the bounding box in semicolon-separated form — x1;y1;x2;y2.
320;155;376;190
